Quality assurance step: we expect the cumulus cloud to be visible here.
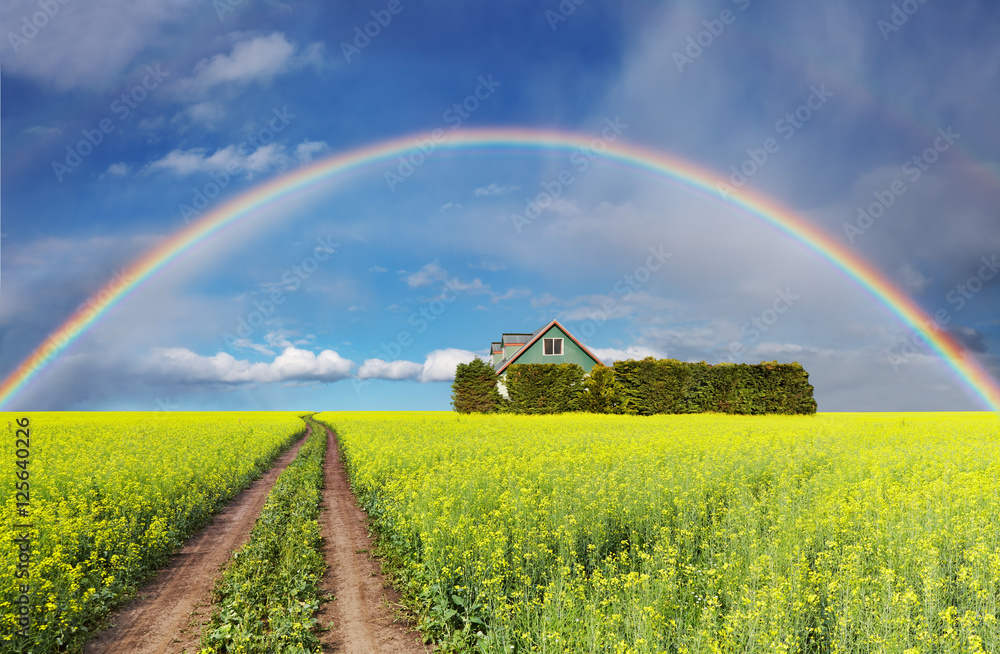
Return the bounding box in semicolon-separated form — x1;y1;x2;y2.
145;346;354;384
419;348;478;382
405;261;447;287
142;139;326;178
357;349;478;382
294;140;330;162
357;359;424;380
0;0;195;90
172;33;323;95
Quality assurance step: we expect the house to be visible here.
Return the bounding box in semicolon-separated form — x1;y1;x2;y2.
491;320;604;396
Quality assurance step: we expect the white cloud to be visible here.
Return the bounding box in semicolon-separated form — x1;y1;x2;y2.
419;348;478;382
491;287;531;303
294;140;329;162
0;0;195;90
144;143;288;177
405;261;447;287
173;33;311;95
182;102;227;125
369;265;388;273
750;343;819;357
357;349;478;382
228;338;276;356
475;183;520;196
358;358;424;380
145;346;354;384
590;345;662;364
106;163;130;176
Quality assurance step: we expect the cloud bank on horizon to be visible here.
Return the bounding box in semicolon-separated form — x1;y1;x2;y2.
2;0;999;411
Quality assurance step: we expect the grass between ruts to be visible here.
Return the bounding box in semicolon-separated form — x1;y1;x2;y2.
199;415;327;654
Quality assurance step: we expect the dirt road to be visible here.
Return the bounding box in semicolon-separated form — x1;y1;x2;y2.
314;422;431;653
84;427;310;654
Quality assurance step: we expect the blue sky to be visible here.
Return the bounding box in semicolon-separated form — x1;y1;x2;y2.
2;0;999;411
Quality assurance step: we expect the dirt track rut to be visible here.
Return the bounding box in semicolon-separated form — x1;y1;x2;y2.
83;419;432;653
314;422;430;653
83;427;310;654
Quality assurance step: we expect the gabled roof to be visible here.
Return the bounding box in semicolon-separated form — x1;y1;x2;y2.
493;319;604;374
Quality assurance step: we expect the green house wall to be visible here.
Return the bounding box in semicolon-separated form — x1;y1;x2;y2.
504;324;600;373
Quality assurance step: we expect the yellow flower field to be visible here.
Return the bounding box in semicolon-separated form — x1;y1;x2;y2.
1;411;307;653
316;411;1000;654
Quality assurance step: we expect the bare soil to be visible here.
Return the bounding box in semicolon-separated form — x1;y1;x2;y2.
314;422;431;653
83;427;310;654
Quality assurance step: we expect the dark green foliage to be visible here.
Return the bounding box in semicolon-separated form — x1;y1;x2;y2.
613;358;711;415
612;357;817;415
580;364;622;413
454;355;816;415
504;363;585;414
451;357;504;413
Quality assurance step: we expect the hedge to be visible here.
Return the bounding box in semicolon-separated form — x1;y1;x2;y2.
453;358;816;415
612;357;816;415
504;363;585;414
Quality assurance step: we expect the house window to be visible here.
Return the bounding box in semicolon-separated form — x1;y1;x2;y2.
543;337;563;355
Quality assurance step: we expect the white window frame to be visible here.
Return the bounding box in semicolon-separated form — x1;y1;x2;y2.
543;337;563;356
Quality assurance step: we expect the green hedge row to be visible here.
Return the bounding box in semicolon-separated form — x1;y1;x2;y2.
609;357;817;415
199;416;328;654
455;357;816;415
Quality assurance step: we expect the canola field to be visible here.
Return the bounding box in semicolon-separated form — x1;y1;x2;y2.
316;411;1000;654
0;411;307;653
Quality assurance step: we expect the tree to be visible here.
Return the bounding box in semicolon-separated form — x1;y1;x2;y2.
581;364;621;413
451;357;504;413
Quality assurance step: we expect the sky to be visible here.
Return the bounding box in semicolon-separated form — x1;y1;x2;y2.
1;0;999;412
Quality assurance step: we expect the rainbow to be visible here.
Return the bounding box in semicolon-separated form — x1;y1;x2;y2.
2;127;998;411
